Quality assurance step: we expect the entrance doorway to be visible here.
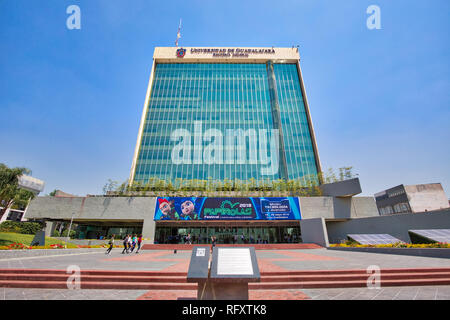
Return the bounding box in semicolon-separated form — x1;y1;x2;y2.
155;225;301;244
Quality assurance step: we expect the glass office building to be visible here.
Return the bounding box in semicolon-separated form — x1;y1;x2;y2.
127;48;322;243
130;47;321;185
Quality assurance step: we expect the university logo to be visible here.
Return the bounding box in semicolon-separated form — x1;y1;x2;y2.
176;48;186;58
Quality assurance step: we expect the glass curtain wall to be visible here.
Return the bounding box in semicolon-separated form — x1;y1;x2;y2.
133;63;318;184
154;226;301;244
273;64;318;183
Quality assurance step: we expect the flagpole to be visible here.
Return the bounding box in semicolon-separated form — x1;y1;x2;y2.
175;18;182;47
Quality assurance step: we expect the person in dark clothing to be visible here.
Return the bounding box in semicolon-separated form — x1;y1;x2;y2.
135;235;143;253
122;235;129;254
129;234;137;253
211;235;217;252
105;235;115;254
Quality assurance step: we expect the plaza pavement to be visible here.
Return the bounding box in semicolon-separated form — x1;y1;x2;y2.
0;247;449;300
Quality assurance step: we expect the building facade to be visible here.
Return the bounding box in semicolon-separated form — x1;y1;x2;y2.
118;47;324;242
21;48;450;246
375;183;450;215
130;47;321;184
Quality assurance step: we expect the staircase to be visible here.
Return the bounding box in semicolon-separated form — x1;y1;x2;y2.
1;267;450;290
141;243;322;250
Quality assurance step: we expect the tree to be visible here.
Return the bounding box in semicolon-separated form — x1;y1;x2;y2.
48;189;58;196
102;179;119;195
0;163;34;220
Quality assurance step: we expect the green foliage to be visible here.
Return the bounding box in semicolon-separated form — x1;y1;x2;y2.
61;229;76;238
331;241;450;248
345;239;359;246
52;230;61;237
10;188;35;210
0;232;74;247
0;163;30;193
0;221;44;235
102;179;119;195
322;167;356;184
104;166;355;197
48;189;58;196
0;163;35;218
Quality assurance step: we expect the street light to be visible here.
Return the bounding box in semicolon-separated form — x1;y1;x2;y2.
66;212;75;241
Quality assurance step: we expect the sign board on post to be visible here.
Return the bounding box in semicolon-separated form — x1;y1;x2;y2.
211;247;260;280
187;246;211;282
217;248;254;275
209;247;260;300
186;246;212;300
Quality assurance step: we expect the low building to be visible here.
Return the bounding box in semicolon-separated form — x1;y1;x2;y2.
375;183;450;215
23;178;378;246
24;179;450;246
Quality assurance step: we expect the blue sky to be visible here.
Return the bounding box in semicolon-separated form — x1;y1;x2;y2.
1;0;449;197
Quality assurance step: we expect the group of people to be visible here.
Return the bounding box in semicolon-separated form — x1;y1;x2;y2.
104;234;143;254
122;234;143;254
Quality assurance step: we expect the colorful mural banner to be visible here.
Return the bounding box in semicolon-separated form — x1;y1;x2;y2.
154;197;301;221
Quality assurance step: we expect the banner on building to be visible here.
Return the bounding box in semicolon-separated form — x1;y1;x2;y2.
154;197;301;221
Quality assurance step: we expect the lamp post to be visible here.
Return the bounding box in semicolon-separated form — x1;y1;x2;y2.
66;212;75;241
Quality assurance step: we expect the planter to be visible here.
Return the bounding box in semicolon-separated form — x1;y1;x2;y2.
327;246;450;259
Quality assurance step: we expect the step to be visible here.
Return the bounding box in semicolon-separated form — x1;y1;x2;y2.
2;267;450;276
2;271;449;284
0;280;197;290
260;272;450;282
0;269;187;276
250;278;450;289
2;277;450;290
259;267;450;276
0;274;188;283
141;243;322;250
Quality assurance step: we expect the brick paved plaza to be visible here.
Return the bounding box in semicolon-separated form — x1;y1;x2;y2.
0;248;449;300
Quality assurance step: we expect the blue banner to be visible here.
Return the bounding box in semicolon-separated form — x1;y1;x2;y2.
154;197;301;220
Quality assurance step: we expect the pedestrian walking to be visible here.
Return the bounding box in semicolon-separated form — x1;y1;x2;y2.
122;234;129;254
135;235;143;253
211;235;217;252
127;234;133;253
130;234;137;253
105;235;115;254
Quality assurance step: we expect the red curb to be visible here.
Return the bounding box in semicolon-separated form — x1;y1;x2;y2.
136;289;312;300
0;274;189;283
0;280;198;290
249;278;450;289
141;243;322;250
0;269;187;276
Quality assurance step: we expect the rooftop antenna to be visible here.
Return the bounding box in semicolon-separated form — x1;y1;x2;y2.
175;18;182;47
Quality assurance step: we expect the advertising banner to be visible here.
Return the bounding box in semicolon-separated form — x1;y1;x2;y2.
154;197;301;221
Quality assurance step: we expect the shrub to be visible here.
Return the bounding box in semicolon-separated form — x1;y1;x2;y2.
0;221;44;235
330;243;450;249
61;229;76;238
345;239;359;246
52;230;62;237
